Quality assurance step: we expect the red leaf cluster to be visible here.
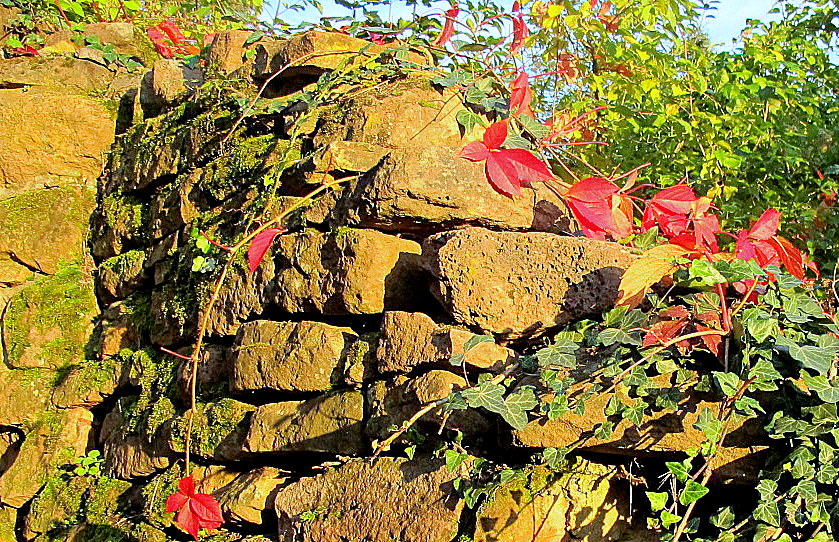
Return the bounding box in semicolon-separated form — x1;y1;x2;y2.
642;305;722;355
509;72;534;118
460;120;554;197
147;20;200;58
565;177;633;240
165;476;224;539
7;45;39;56
247;228;286;273
642;185;720;253
734;208;817;279
435;5;460;46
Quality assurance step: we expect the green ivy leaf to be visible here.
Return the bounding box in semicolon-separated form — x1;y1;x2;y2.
710;506;735;529
596;328;642;347
518;114;550;139
535;339;578;368
500;387;538;430
803;374;839;403
693;407;722;443
646;491;668;511
712;371;741;397
462;381;506;414
666;459;691;482
679;480;709;505
445;449;468;472
660;510;681;528
753;500;781;526
463;334;495;352
542;447;567;469
456;109;484;133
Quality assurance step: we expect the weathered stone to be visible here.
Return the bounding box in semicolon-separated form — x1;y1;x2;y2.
169;398;255;462
0;186;95;282
512;378;767;481
102;426;173;480
174;344;230;401
474;461;634;542
97;249;147;302
192;465;240;495
313;75;474;149
274;456;462;542
311;141;389;174
0;506;16;542
330;146;572;235
51;358;124;409
422;228;635;338
98;301;142;357
0;366;52;428
245;391;365;455
272;228;423;315
90;192;148;261
377;311;515;373
0;409;93;508
0;56;113;93
253;31;392;80
0;90;114;198
2;263;98;369
214;466;287;524
207;29;257;75
232;320;358;393
148;58;203;105
366;371;492;443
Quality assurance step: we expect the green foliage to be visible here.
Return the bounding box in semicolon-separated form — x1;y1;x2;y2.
529;0;839;268
72;450;103;477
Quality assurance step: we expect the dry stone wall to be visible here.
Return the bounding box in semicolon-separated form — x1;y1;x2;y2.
0;23;702;542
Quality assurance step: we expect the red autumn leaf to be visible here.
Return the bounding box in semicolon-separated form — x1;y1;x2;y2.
166;476;224;539
435;6;460;46
511;12;529;53
460;120;554;198
247;228;286;273
642;185;720;253
745;208;781;240
509;71;535;118
733;208;816;278
643;318;688;348
147;27;175;58
8;45;39;56
482;119;508;149
157;19;188;44
565;176;633;240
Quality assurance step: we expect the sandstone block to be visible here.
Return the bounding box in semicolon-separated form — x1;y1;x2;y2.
97;249;147;302
148;58;203;105
474;461;634;542
100;409;173;479
0;90;114;198
214;467;288;524
0;409;93;508
422;228;635;338
377;311;516;373
330;146;572;235
313;76;475;149
0;56;113;94
245;391;365;455
272;228;423;315
273;456;462;542
169;398;255;461
231;320;358;393
207;29;257;75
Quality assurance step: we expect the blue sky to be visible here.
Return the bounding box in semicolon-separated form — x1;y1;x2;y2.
267;0;781;45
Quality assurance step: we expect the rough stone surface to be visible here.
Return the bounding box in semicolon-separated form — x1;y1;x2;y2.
207;30;256;74
0;409;93;508
100;409;173;479
274;456;462;542
272;228;423;315
232;320;358;393
149;58;203;105
474;461;632;542
366;371;492;442
45;22;157;66
422;228;636;338
245;391;365;454
0;90;115;198
377;311;515;373
0;186;94;281
214;467;288;524
51;358;124;409
313;76;472;149
330;146;572;235
0;56;113;94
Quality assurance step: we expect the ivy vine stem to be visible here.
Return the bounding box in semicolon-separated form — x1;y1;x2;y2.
180;178;349;475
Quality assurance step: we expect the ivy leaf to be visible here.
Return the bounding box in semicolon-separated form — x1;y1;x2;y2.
803;374;839;403
646;491;668;511
597;328;642;347
463;334;495;352
660;510;681;528
518;114;550;139
753;500;781;526
456;109;484;133
462;380;506;414
616;244;691;306
710;506;735;529
445;449;468;472
665;460;691;482
542;447;567;468
712;371;741;397
535;339;578;368
679;480;709;505
693;407;723;442
500;387;538;430
623;402;646;426
247;228;285;273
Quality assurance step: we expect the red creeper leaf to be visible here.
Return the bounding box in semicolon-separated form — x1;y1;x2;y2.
166;476;224;540
435;6;460;46
247;228;286;273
